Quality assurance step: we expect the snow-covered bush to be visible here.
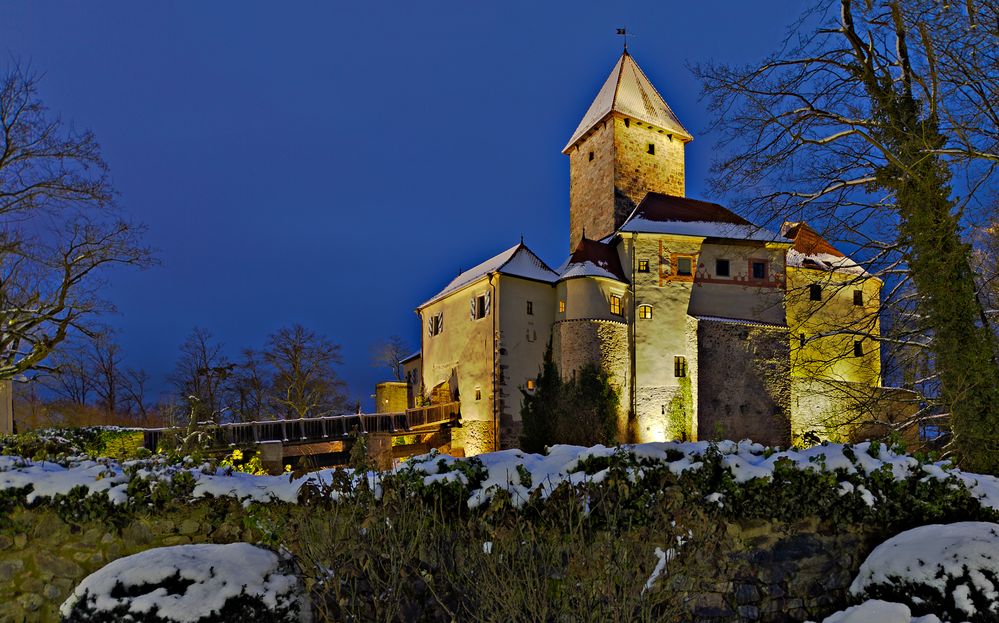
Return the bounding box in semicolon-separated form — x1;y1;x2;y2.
816;599;941;623
59;543;304;623
849;522;999;622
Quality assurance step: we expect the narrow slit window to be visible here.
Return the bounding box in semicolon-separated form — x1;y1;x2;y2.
610;294;622;316
475;388;482;401
559;300;565;313
526;300;533;315
639;304;653;319
674;356;687;378
716;259;730;277
799;333;806;348
588;151;594;162
624;118;630;127
476;295;486;318
526;379;536;391
638;260;650;273
853;290;863;306
809;284;822;301
854;340;864;357
647;143;655;155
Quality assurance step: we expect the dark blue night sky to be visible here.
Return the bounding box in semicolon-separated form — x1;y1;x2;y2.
2;1;798;408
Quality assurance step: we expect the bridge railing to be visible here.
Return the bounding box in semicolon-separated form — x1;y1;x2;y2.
142;401;461;451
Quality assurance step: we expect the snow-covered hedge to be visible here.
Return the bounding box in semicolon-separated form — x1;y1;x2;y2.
59;543;303;623
3;439;999;529
848;522;999;622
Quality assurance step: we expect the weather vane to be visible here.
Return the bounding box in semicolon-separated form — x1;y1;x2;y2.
616;27;635;52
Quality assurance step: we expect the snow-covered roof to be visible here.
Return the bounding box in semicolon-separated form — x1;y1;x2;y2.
692;315;788;330
399;351;421;364
782;222;870;276
618;193;782;242
556;237;629;283
563;50;691;153
419;243;558;309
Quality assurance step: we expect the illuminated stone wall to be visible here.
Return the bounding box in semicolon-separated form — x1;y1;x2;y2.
568;114;686;250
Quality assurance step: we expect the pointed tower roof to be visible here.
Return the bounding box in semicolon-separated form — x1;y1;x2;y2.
563;50;692;153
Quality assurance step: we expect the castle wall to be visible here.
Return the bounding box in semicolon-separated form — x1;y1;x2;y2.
420;277;496;455
626;234;699;442
568;119;616;250
613;115;685;220
495;276;556;449
687;242;787;325
568;114;686;250
787;267;882;386
552;318;630;441
696;319;791;447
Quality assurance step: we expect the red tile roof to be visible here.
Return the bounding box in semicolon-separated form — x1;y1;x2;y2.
629;193;752;225
782;222;844;257
560;236;629;282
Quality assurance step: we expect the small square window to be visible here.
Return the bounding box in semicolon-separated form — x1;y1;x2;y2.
647;143;655;155
475;388;482;401
559;300;565;313
854;341;864;357
751;261;767;280
526;379;536;391
588;151;594;161
638;260;650;273
674;356;687;378
639;305;653;319
610;294;622;316
716;259;730;277
853;290;863;306
526;300;533;315
809;284;822;301
677;257;692;276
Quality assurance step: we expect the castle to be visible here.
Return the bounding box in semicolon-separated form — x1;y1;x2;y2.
390;50;896;456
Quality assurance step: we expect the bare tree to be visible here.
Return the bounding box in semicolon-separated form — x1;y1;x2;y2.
370;335;409;381
695;0;999;471
264;324;348;419
169;327;234;423
229;348;271;422
0;63;151;380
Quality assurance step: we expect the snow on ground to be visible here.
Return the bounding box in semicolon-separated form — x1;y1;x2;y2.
60;543;301;622
2;439;999;514
812;600;941;623
850;522;999;620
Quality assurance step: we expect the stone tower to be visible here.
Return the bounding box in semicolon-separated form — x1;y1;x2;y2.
563;50;692;250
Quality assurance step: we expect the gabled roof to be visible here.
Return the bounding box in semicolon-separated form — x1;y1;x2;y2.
563;50;692;153
556;236;629;283
619;192;781;242
782;222;869;275
418;243;558;309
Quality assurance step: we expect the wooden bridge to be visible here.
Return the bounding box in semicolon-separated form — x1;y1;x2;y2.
142;402;461;470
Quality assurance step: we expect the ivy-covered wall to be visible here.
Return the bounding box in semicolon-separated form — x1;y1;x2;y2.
0;502;285;623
